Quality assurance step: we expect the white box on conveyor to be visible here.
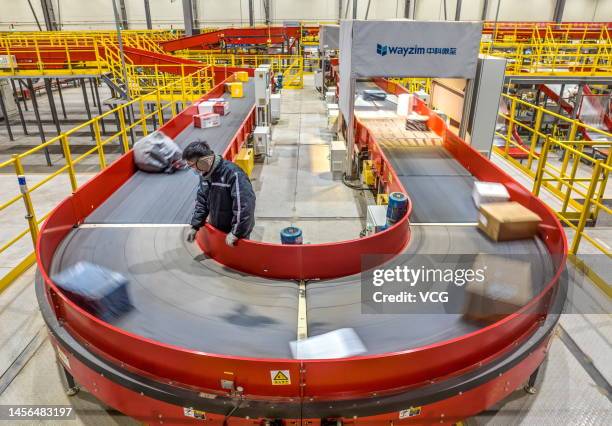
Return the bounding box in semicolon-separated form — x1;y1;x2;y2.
472;181;510;207
194;113;220;129
290;328;366;359
196;101;216;114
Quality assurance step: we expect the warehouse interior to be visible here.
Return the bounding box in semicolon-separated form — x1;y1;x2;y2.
0;1;611;425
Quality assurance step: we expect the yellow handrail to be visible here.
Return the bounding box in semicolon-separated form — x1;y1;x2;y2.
0;67;213;293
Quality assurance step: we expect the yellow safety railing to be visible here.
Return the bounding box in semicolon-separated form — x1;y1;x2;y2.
482;22;612;44
0;67;211;293
391;78;432;94
494;94;611;294
175;52;304;88
480;40;612;76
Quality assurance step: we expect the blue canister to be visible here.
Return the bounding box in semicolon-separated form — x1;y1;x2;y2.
386;192;408;225
280;226;303;244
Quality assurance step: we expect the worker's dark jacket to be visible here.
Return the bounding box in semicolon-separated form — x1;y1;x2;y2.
191;159;256;238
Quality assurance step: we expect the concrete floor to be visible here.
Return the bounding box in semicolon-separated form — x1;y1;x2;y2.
0;74;610;424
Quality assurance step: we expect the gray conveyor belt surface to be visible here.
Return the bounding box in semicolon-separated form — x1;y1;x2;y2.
51;226;298;358
86;81;255;224
48;79;555;360
355;80;478;223
307;225;554;355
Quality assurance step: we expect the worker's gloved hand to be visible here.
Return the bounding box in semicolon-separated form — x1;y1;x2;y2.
225;233;239;247
186;227;198;243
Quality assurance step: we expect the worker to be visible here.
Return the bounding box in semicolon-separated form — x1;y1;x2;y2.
183;141;256;246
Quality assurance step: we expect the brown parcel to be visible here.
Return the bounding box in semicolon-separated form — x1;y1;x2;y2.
478;201;542;242
463;255;534;323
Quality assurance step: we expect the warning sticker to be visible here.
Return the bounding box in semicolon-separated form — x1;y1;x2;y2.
399;407;421;419
183;407;206;420
270;370;291;385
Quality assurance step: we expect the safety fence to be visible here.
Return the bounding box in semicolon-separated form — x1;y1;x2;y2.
482;21;612;43
0;68;210;293
480;39;612;76
495;93;610;292
175;52;305;88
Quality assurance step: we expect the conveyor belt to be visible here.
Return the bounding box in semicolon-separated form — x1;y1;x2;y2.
48;79;555;361
307;225;553;355
86;81;255;224
51;226;298;358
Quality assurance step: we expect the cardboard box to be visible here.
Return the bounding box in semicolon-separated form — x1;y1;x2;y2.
235;71;249;82
463;255;534;323
472;181;510;207
478;202;542;242
213;100;230;116
227;82;243;98
196;101;215;114
194;113;220;129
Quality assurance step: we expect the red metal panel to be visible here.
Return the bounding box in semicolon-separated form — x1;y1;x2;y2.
49;325;551;424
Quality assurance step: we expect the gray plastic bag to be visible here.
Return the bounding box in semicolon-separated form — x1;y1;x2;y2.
133;131;184;173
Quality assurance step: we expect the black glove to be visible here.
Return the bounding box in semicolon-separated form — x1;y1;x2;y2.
186;227;198;243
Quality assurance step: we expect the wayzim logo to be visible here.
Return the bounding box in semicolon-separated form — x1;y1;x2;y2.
376;43;388;56
376;43;457;57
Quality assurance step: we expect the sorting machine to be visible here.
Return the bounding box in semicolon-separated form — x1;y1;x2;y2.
36;23;567;426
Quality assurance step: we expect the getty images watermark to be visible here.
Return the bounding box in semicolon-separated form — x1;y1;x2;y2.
360;253;569;317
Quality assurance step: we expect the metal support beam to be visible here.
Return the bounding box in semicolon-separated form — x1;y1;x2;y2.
80;79;95;140
118;0;129;29
481;0;489;20
0;84;14;141
248;0;254;27
40;0;57;30
263;0;271;25
352;0;358;19
44;79;62;137
18;80;28;112
10;80;28;135
365;0;372;19
182;0;194;36
93;78;106;135
27;0;42;31
144;0;152;30
55;79;67;119
455;0;462;20
553;0;566;23
338;0;342;23
192;0;200;34
27;79;52;166
404;0;411;19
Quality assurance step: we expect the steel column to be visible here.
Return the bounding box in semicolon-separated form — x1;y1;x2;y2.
93;78;106;135
118;0;129;29
553;0;566;23
27;0;43;31
455;0;462;20
352;0;358;19
43;79;62;137
40;0;57;31
338;0;342;23
80;78;95;140
18;80;28;111
0;84;14;141
144;0;152;30
481;0;489;20
404;0;411;19
89;78;97;108
263;0;271;25
248;0;254;27
27;79;52;166
10;79;28;135
55;79;67;119
182;0;195;36
192;0;200;34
